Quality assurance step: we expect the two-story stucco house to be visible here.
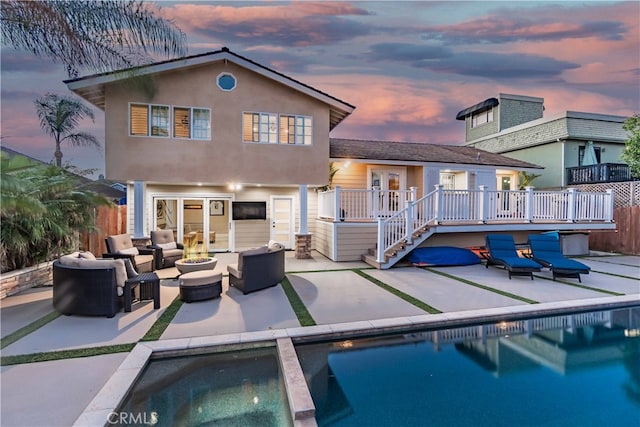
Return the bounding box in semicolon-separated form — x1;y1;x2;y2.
459;93;631;189
66;49;615;269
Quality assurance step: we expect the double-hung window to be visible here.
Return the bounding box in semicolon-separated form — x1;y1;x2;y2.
244;112;312;145
173;107;211;139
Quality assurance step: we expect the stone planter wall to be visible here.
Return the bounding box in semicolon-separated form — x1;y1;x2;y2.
0;261;54;299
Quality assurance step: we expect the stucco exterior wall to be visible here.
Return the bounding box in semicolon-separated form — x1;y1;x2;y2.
104;61;331;185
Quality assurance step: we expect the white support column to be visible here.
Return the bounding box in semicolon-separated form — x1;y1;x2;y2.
525;186;535;222
334;185;341;221
434;184;443;224
372;186;380;218
376;217;385;263
405;200;414;245
478;185;487;223
606;189;615;222
298;184;308;234
567;188;577;222
133;181;145;237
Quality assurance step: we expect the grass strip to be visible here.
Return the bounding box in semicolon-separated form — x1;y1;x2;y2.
0;311;61;350
354;269;442;314
281;276;316;326
533;274;625;295
140;296;184;341
425;268;540;304
0;343;135;366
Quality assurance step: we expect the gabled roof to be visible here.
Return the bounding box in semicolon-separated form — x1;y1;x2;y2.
64;47;355;130
330;138;542;169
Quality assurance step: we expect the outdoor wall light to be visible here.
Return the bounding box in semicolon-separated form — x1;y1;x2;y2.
228;183;242;191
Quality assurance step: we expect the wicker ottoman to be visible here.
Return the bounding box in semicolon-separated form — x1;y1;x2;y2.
179;270;223;303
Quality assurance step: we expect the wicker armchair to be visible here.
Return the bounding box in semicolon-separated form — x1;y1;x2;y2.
104;234;156;272
149;230;184;269
227;243;285;294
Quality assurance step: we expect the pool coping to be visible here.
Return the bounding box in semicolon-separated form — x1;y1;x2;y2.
73;294;639;427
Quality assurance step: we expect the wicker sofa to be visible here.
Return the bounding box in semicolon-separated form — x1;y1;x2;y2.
53;252;132;318
227;242;285;294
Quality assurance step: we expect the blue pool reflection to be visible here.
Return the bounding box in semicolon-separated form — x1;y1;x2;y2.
296;307;640;427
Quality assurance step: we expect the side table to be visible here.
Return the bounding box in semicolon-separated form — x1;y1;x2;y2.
124;272;160;312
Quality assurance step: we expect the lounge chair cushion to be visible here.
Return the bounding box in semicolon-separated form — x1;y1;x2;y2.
528;234;591;273
157;242;177;250
492;255;542;270
539;257;590;273
227;263;241;279
118;246;139;256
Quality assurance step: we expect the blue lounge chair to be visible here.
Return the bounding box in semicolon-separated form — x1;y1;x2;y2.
484;234;542;280
528;234;591;282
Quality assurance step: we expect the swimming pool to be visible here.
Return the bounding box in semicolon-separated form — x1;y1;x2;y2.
296;307;640;426
116;346;292;427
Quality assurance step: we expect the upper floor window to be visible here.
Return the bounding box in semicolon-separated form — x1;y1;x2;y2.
130;104;169;137
130;103;211;140
174;107;211;140
471;109;493;128
243;112;312;145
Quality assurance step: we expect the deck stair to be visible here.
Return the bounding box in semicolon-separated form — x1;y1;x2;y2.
361;226;435;269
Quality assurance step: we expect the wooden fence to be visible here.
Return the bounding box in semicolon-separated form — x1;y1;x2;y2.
589;206;640;255
80;205;127;256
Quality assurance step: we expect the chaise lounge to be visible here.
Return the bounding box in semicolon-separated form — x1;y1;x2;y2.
484;234;542;280
528;234;591;282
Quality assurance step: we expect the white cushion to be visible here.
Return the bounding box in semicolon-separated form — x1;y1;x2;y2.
118;247;139;256
157;242;177;250
227;263;242;279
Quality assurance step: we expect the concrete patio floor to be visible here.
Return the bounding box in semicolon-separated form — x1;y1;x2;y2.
1;251;638;427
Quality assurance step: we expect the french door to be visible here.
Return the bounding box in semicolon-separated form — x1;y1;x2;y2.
368;167;406;216
270;196;294;249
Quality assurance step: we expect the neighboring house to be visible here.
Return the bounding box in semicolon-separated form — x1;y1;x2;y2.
459;93;631;189
65;50;615;269
0;146;125;203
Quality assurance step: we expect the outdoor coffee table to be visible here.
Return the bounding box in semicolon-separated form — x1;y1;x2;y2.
124;272;160;312
174;257;218;274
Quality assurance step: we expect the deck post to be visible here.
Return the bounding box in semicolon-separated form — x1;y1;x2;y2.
405;200;413;245
606;189;614;222
372;186;380;218
434;184;443;224
133;181;145;237
478;185;487;223
525;186;534;222
376;217;385;263
567;188;577;222
410;187;417;201
334;186;341;221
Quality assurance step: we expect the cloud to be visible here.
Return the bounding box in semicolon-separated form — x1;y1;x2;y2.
419;51;579;80
0;50;60;73
166;2;373;47
365;43;452;62
421;4;629;45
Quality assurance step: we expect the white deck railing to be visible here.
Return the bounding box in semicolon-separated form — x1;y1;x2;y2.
318;185;615;263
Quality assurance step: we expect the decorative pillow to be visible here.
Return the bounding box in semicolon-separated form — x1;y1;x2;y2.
78;251;96;260
157;242;177;250
118;247;139;256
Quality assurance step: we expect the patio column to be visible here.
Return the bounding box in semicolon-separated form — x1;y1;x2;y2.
295;184;312;259
524;186;535;222
133;181;145;237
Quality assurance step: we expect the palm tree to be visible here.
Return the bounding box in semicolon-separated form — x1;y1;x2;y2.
35;93;101;167
1;0;186;78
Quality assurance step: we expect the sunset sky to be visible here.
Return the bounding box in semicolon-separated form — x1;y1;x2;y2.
1;1;639;178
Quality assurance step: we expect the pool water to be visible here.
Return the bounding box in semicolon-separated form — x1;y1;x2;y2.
117;347;292;427
296;307;640;427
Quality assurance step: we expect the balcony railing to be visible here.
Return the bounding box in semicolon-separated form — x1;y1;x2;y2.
318;186;615;263
567;163;631;185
